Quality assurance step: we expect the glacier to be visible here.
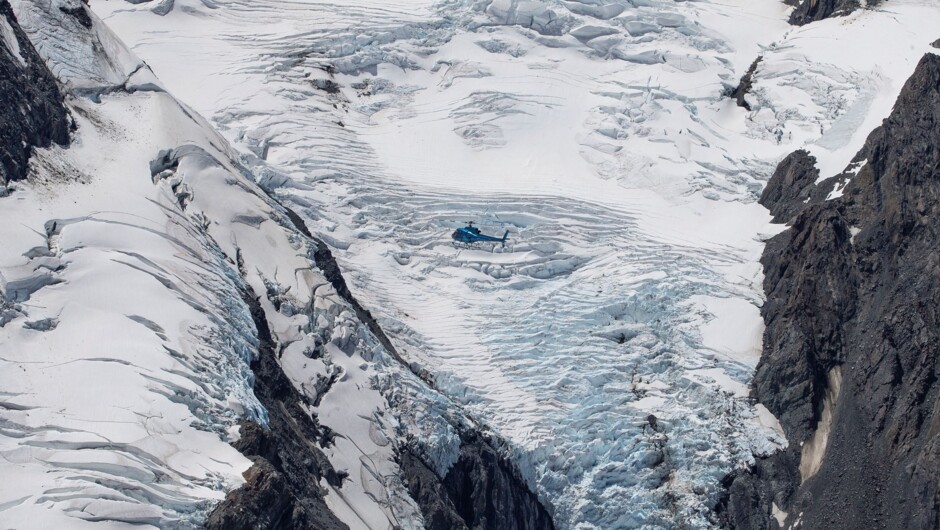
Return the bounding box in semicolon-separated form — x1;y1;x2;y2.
2;0;939;528
91;0;940;527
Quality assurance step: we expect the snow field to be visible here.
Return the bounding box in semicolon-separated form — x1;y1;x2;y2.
0;90;260;529
2;2;430;528
88;0;940;527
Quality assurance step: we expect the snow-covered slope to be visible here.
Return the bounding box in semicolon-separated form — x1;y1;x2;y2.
0;4;260;525
4;0;939;528
0;2;433;528
85;0;940;528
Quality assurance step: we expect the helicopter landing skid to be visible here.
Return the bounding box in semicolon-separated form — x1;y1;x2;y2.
452;241;480;250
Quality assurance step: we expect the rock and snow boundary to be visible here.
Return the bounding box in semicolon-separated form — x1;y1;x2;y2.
1;1;552;529
3;0;940;529
0;3;264;524
83;0;940;528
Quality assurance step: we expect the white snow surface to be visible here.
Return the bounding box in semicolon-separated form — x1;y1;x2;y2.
4;0;938;528
0;17;260;527
90;0;940;527
1;2;431;529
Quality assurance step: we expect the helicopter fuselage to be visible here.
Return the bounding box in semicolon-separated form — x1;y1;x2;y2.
451;223;509;245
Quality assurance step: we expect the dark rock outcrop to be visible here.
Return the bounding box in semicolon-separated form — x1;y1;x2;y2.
783;0;878;26
754;202;858;444
58;3;92;28
205;286;347;530
401;431;555;530
758;149;820;223
722;53;940;529
728;57;762;112
0;0;69;188
717;450;800;530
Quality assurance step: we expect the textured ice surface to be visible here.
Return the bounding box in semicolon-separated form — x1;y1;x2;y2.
88;0;940;527
0;75;262;530
1;2;423;528
10;0;162;94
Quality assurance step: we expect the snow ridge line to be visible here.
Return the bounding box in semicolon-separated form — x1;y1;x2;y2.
205;275;348;529
273;197;556;530
151;139;553;528
279;204;411;374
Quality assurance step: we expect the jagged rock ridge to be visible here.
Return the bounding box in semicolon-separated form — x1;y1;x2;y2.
0;0;69;188
758;149;821;223
784;0;880;26
277;203;556;530
721;52;940;529
728;57;762;111
205;281;347;530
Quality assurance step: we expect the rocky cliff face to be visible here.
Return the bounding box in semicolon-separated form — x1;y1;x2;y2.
721;51;940;529
401;431;556;530
784;0;878;26
759;150;821;224
0;0;69;188
205;200;555;530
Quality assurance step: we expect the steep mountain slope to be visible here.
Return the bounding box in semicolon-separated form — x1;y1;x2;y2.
0;0;68;187
1;1;551;528
723;50;940;530
89;0;940;527
3;0;940;528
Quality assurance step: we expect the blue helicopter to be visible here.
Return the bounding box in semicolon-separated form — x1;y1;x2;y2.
451;222;509;247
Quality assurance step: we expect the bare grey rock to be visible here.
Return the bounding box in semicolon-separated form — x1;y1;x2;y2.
728;57;762;112
758;149;820;223
0;0;69;187
721;53;940;529
783;0;880;26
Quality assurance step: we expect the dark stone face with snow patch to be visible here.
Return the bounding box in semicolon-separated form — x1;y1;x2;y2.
721;53;940;529
783;0;878;26
0;0;69;187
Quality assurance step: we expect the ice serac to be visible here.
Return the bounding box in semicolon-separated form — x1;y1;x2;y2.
0;0;68;187
204;288;346;530
722;53;940;529
280;203;555;530
783;0;878;26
